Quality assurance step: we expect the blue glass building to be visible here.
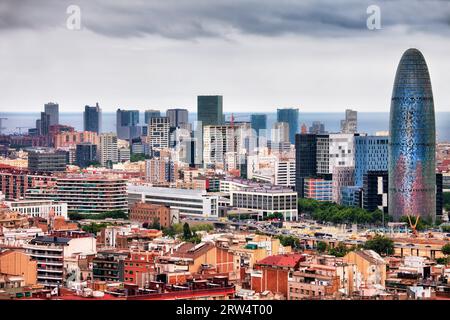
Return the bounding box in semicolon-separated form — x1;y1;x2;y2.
277;108;299;144
354;135;388;187
389;48;436;222
250;114;267;137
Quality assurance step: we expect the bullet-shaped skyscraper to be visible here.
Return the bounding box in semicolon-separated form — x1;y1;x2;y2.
388;48;436;222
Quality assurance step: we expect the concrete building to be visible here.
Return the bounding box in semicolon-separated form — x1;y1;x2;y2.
340;109;357;134
5;199;68;220
343;250;387;289
54;131;99;149
148;116;170;149
25;175;128;215
24;231;96;288
166;108;189;129
328;133;355;172
99;133;118;166
0;250;37;285
145;158;178;184
27;149;67;173
128;185;219;218
230;186;298;221
332;166;355;204
75;143;97;168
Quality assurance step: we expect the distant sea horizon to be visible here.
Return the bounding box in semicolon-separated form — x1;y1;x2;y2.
1;111;449;142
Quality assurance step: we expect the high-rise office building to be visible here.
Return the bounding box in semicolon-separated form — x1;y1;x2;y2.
99;133;118;166
44;102;59;126
277;108;299;144
197;95;223;126
332;166;355;204
389;48;436;222
84;103;101;134
144;109;161;125
116;109;140;140
340;109;357;134
76;143;97;168
309;121;325;134
148;117;170;149
363;170;388;214
250;114;267;137
295;134;317;197
316;134;330;175
166;108;189;129
354;135;388;187
38;112;50;136
328;133;355;172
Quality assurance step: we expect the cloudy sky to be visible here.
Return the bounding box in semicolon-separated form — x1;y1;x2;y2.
1;0;450;113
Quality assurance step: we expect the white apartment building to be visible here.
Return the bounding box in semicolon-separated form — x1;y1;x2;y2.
203;124;248;168
99;133;118;166
127;185;219;218
24;232;96;288
274;159;296;187
5;199;68;220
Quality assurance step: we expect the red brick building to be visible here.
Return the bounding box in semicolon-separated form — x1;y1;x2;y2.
124;251;158;286
251;254;305;298
129;202;171;228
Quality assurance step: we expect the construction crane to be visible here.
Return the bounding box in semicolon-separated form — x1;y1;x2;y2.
407;215;420;237
16;127;29;135
228;113;247;128
0;117;7;135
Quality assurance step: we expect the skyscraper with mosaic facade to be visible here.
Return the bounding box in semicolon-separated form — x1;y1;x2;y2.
388;48;436;222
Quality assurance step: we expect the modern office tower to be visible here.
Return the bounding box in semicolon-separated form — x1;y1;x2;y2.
341;186;362;208
148;116;170;149
144;109;161;125
363;171;388;214
389;48;436;222
84;103;101;134
277;108;299;144
99;133;118;166
75;143;97;168
271;122;290;144
116;109;140;140
332;166;355;204
250;114;267;137
340;109;357;134
328;133;355;172
309;121;325;134
197;95;223;126
27;149;68;173
354;135;388;187
303;178;333;202
145;158;178;184
295;134;317;197
166;108;189;129
44;102;59;126
316;134;330;174
38;112;51;136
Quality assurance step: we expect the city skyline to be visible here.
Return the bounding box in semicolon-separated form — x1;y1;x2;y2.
1;1;450;113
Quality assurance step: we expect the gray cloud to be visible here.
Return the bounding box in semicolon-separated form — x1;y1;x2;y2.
1;0;450;39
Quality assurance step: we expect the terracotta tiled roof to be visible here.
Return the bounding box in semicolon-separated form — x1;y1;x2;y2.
256;254;305;268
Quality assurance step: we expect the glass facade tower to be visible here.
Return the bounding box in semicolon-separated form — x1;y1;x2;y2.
277;108;299;144
388;48;436;222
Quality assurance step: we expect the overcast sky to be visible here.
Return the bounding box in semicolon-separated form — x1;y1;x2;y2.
1;0;450;113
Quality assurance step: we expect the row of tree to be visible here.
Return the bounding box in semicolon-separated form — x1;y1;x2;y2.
298;198;385;225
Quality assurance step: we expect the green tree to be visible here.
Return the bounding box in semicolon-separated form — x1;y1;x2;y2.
442;243;450;256
277;235;300;249
363;234;394;256
316;241;328;253
328;242;350;257
183;222;192;240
